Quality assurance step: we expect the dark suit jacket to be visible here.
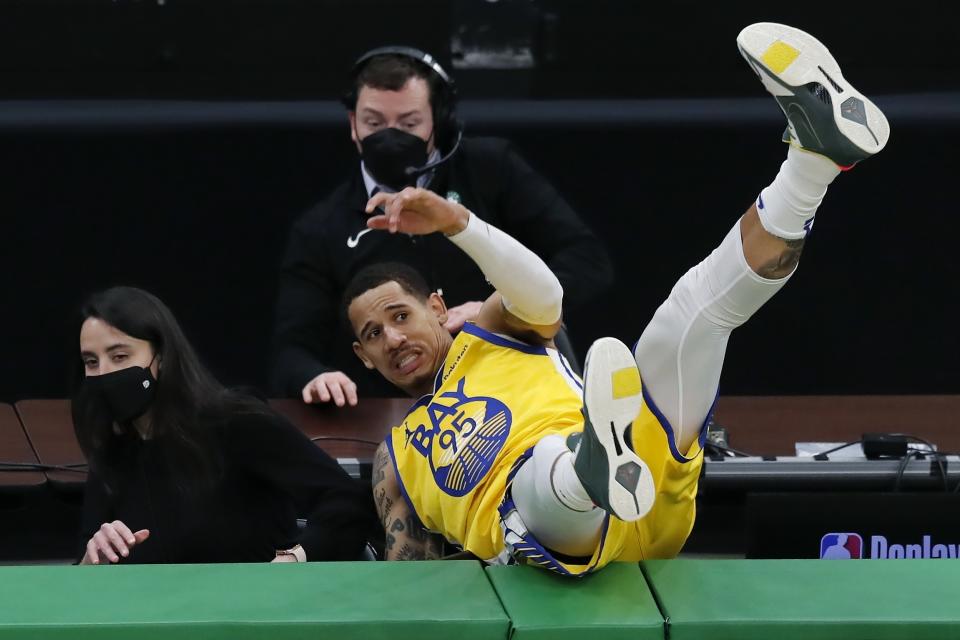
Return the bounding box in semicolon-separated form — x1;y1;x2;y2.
271;137;614;397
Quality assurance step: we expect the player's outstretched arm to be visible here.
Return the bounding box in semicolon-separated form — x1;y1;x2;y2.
371;442;443;561
366;188;563;344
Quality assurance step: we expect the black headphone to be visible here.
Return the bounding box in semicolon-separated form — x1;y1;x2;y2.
343;45;462;155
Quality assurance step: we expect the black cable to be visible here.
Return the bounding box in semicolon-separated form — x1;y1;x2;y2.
905;446;950;492
703;442;755;458
893;450;922;492
894;433;953;492
813;440;862;461
707;432;960;492
309;436;381;447
0;462;88;473
0;461;87;467
897;434;939;451
860;433;958;493
925;451;960;492
927;451;960;493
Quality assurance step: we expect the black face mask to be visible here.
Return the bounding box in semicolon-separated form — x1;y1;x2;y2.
83;363;158;424
359;127;430;191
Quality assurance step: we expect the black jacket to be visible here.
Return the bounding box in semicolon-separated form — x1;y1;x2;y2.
77;409;378;563
271;137;614;397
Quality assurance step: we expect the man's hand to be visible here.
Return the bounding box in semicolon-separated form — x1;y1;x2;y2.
443;301;483;333
80;521;150;565
302;371;358;407
366;187;470;237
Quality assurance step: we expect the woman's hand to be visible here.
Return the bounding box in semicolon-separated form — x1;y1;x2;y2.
270;554;298;563
80;521;150;565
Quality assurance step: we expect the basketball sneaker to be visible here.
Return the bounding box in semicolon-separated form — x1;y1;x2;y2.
571;337;655;522
737;22;890;168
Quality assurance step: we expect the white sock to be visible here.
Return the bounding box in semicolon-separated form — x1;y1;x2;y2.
553;445;594;512
757;145;841;240
510;434;604;556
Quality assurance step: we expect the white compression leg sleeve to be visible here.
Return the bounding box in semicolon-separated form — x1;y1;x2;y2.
510;434;605;557
634;221;790;452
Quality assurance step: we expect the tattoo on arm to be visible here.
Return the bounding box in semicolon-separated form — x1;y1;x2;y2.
395;544;427;561
372;442;390;487
383;513;445;561
402;514;442;557
374;487;394;531
394;536;444;561
758;237;805;279
404;515;425;541
372;441;446;561
372;442;396;531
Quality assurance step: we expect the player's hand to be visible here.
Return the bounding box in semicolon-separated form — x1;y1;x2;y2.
443;301;484;333
365;187;469;237
80;521;150;565
270;554;298;563
302;371;358;407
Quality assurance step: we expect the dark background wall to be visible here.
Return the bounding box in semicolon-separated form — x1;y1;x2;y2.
2;1;958;401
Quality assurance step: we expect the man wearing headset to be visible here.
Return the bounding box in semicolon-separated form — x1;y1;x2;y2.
271;47;613;405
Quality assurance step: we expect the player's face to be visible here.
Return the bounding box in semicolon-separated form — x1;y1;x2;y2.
349;281;451;396
349;77;436;154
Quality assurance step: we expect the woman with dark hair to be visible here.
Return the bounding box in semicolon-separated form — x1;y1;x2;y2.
73;286;378;564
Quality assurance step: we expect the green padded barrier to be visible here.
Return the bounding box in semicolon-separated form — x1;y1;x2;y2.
0;561;509;640
485;563;664;639
643;559;960;640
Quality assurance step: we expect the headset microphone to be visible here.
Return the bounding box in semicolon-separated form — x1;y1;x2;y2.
404;128;463;179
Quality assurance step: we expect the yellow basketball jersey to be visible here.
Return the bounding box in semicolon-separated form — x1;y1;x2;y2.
385;323;704;573
386;323;584;560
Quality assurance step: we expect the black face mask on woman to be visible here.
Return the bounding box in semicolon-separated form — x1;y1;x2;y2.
83;363;158;424
359;127;430;191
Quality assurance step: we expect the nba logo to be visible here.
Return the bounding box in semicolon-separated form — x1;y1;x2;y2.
820;533;863;559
